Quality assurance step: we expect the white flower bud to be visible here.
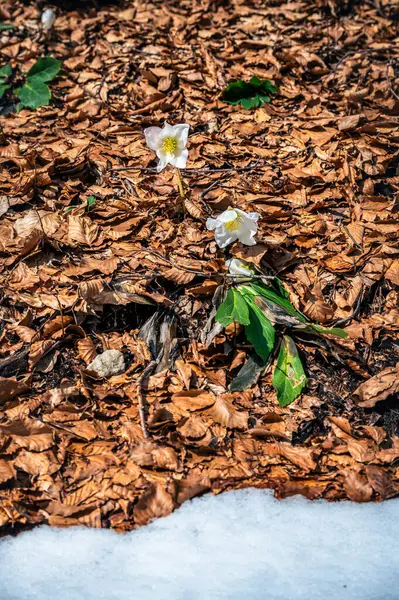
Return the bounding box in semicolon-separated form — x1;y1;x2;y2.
41;9;56;31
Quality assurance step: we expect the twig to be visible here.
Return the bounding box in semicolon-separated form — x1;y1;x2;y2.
334;289;364;327
129;248;275;280
386;59;399;101
136;360;157;438
109;161;262;174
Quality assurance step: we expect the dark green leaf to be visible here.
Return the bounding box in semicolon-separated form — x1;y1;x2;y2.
0;83;11;100
241;283;307;323
230;352;266;392
216;288;250;327
272;336;307;407
311;324;348;339
244;303;275;362
0;23;14;31
27;57;62;83
221;77;278;110
270;278;291;300
17;79;51;109
0;64;12;80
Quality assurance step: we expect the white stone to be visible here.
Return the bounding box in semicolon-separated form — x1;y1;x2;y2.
87;349;125;378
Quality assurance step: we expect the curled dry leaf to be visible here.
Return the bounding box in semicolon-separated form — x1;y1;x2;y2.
353;364;399;408
76;338;98;365
344;469;374;503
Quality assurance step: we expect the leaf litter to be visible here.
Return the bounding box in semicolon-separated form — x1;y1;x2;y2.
0;0;399;533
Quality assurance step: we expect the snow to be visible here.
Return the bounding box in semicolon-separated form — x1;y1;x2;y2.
0;488;398;600
87;349;125;378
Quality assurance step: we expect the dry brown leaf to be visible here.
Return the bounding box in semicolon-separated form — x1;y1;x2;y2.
353;364;399;408
171;390;216;412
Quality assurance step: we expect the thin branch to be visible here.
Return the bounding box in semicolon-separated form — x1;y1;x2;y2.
136;360;157;438
109;161;262;174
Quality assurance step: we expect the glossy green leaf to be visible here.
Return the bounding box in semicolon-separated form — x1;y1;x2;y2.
216;288;250;327
87;195;97;210
222;77;278;109
27;57;62;83
244;303;275;362
0;23;14;31
17;79;51;109
272;336;307;407
0;83;11;99
0;64;12;80
311;324;348;339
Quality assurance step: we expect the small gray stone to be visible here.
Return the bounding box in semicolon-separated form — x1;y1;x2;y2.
87;349;125;378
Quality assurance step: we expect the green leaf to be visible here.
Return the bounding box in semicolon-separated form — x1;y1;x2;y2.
0;83;11;99
27;57;62;83
216;288;250;327
241;283;307;323
0;64;12;80
311;324;348;339
17;79;51;109
221;77;278;110
272;336;307;407
87;195;97;210
244;303;275;362
0;23;14;31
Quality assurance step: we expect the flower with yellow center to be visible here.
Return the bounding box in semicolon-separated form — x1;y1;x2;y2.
206;207;259;248
144;122;190;173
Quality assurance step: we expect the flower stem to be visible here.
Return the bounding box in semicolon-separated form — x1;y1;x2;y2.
175;168;185;198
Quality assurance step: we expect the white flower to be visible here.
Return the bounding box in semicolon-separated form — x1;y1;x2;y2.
41;8;56;30
144;122;189;172
206;207;259;248
226;258;255;278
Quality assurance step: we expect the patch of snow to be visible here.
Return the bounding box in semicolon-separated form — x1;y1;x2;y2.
0;488;398;600
87;349;125;378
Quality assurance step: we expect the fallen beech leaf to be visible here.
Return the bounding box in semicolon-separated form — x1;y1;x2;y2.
171;390;216;411
344;469;373;502
207;394;248;430
134;484;174;526
338;114;361;131
365;466;397;499
0;459;14;484
0;377;30;404
353;364;399;407
131;441;179;471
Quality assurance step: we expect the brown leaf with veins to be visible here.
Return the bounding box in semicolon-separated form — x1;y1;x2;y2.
134;484;175;526
172;390;216;412
353;364;399;407
344;469;374;502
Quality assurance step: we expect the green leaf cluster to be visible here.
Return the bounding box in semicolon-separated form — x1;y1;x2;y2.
65;196;98;214
0;64;12;100
215;278;348;407
16;57;62;110
221;76;277;109
0;56;62;110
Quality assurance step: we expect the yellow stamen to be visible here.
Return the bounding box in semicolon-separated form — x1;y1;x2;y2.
225;213;243;231
162;136;177;154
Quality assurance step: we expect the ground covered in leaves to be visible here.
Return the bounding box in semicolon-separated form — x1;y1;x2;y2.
1;0;399;532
